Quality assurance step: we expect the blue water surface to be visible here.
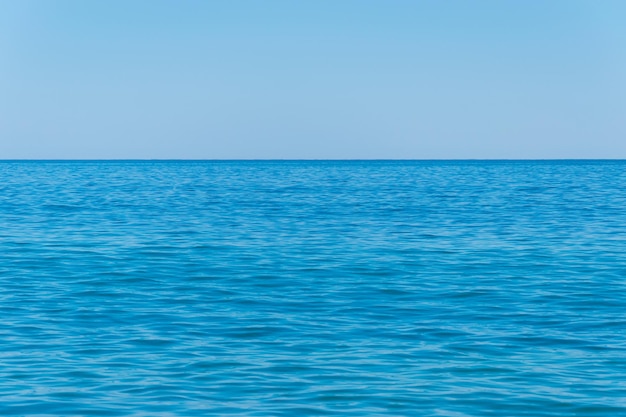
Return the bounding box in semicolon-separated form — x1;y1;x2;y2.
1;160;625;416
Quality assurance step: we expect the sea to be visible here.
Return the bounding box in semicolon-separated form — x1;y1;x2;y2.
1;160;625;416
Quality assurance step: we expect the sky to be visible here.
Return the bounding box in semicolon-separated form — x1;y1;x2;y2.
1;0;625;159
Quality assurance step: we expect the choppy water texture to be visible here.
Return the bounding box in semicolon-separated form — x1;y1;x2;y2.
1;160;626;416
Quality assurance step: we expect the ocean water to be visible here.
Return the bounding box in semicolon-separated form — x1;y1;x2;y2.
1;160;625;417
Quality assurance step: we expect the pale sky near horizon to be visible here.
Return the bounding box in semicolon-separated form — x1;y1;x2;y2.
1;0;625;159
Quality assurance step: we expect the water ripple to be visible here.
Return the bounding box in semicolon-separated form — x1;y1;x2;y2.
0;160;625;416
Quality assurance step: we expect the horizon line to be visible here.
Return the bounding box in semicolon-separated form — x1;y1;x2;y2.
0;158;625;162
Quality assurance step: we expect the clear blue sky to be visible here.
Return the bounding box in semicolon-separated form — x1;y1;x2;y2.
1;0;625;159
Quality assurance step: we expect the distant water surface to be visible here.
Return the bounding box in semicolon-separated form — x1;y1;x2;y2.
1;160;625;416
